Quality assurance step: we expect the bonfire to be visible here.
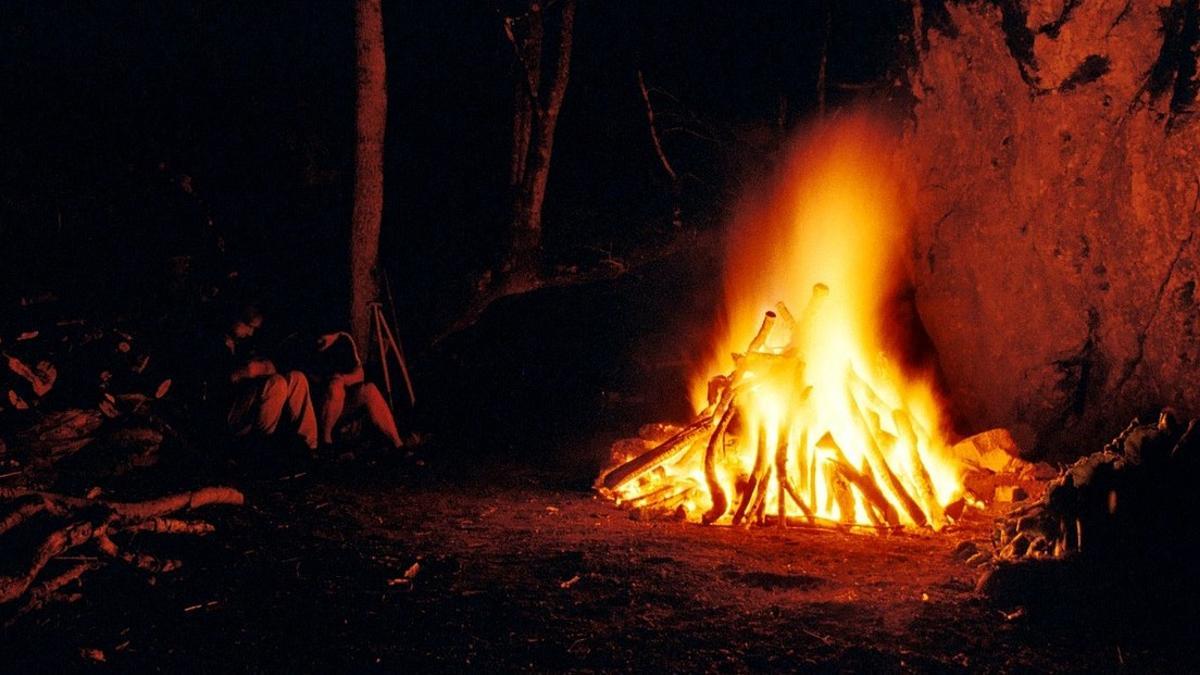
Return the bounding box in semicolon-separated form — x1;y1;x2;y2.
598;115;965;531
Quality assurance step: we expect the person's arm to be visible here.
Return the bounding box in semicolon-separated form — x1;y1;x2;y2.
230;358;277;383
333;365;365;386
316;331;363;383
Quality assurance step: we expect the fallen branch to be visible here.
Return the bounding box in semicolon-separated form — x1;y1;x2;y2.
122;518;215;536
6;561;96;625
95;532;181;574
0;521;96;604
0;486;244;611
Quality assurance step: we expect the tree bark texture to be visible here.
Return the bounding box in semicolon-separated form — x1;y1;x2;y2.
902;0;1200;454
349;0;388;351
503;0;576;282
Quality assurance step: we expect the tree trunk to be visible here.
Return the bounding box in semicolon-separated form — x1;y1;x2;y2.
502;0;576;284
349;0;388;351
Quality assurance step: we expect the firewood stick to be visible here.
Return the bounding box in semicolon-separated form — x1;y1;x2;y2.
634;486;697;513
0;487;245;521
744;466;772;528
620;483;677;508
702;396;739;524
732;429;770;526
846;366;935;441
755;478;769;526
657;486;698;513
11;559;93;612
732;351;796;373
831;465;856;525
121;518;216;536
816;432;900;527
773;301;796;336
0;497;52;536
623;479;697;508
775;433;815;524
746;311;777;353
821;461;835;512
105;487;244;520
95;532;181;574
894;410;943;528
0;521;96;604
774;426;788;528
798;283;830;326
767;514;903;533
845;384;928;527
808;430;818;511
776;477;786;528
8;561;96;622
831;461;887;527
602;415;716;490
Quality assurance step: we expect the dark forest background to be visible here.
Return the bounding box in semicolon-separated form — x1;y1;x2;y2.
0;1;910;334
0;1;912;452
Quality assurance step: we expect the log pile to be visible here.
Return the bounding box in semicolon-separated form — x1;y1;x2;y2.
0;486;244;620
597;283;957;531
1;312;178;488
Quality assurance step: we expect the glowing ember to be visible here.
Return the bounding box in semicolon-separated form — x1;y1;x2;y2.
599;114;965;531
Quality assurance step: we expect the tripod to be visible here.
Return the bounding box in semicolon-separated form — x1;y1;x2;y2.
368;300;415;410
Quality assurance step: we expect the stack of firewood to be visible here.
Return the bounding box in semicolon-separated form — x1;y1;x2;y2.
598;283;950;530
0;486;244;621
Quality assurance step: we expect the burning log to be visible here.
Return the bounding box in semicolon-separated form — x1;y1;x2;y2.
602;414;716;491
894;410;944;529
775;433;815;524
702;396;738;524
830;465;856;526
746;311;777;353
816;432;899;527
845;383;928;527
731;430;771;526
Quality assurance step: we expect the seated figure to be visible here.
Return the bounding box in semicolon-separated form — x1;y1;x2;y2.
309;331;403;449
205;303;318;452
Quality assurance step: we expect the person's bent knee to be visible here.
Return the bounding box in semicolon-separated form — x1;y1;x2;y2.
261;373;288;400
284;370;310;393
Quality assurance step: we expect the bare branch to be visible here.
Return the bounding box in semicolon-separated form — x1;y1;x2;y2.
636;69;679;182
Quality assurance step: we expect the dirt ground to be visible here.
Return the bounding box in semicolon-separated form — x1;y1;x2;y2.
4;451;1196;673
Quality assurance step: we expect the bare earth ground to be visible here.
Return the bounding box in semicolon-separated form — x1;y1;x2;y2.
5;454;1195;673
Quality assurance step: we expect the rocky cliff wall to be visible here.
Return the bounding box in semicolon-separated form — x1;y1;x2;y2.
903;0;1200;454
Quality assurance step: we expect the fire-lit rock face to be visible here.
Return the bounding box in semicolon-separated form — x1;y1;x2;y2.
903;1;1200;454
599;116;967;530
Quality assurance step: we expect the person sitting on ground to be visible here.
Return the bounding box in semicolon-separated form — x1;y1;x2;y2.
200;303;318;452
304;329;403;449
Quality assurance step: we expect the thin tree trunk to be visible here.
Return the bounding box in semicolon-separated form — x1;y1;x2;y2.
503;0;575;283
349;0;388;350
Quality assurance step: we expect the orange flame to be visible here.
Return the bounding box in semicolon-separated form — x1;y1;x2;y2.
608;112;964;530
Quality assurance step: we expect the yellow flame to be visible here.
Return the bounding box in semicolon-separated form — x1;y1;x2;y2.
616;112;964;529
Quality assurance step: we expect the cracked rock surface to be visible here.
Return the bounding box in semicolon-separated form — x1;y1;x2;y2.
902;0;1200;454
